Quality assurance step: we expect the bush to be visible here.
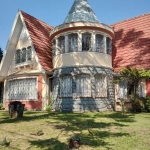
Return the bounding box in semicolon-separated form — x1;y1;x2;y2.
46;105;52;112
142;96;150;112
129;94;143;112
0;103;3;110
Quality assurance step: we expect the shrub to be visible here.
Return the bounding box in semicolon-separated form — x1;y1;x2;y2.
129;94;143;112
0;103;3;110
142;96;150;112
46;105;52;112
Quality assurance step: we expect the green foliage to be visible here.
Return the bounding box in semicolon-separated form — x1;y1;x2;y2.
129;94;143;112
142;96;150;112
0;47;3;62
0;103;3;110
45;105;52;112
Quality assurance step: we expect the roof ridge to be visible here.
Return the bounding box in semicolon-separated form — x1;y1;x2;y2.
110;12;150;26
20;10;53;28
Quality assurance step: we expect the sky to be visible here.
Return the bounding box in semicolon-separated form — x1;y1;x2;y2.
0;0;150;51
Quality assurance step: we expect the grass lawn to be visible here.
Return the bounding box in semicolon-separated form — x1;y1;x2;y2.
0;111;150;150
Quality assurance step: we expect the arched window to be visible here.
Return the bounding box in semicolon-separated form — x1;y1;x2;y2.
106;37;112;55
58;36;65;54
68;33;78;52
96;34;104;53
76;74;91;97
82;33;91;51
60;76;72;97
95;74;107;97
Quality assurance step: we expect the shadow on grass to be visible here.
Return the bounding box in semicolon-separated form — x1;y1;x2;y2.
28;138;68;150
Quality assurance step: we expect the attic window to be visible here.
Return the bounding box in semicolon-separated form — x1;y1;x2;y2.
15;46;32;64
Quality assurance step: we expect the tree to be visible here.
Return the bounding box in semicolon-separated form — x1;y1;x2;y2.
0;47;3;63
116;66;150;112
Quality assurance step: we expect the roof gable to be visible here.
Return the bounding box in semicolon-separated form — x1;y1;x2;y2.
111;13;150;71
21;11;53;72
64;0;99;24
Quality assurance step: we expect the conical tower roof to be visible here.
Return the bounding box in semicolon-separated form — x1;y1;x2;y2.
64;0;99;24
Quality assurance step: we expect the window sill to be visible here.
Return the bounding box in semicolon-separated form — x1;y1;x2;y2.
13;61;32;69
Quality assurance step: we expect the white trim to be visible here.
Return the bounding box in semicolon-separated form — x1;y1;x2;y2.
19;11;46;74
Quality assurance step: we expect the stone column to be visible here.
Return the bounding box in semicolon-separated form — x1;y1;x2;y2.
55;37;59;55
65;33;69;53
78;30;82;51
92;31;96;51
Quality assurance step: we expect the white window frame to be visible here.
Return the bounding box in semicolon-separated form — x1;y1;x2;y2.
95;74;107;97
76;74;91;97
60;76;72;97
5;77;37;101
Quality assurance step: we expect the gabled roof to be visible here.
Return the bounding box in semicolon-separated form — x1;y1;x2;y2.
21;11;53;72
64;0;99;24
111;13;150;72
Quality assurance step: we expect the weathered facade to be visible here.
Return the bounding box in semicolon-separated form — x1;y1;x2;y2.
0;0;150;111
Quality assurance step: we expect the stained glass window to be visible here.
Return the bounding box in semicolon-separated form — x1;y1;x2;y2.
96;34;104;53
76;75;91;97
58;36;65;54
82;33;91;51
68;33;78;52
5;78;37;100
106;37;112;55
95;75;107;97
60;76;72;97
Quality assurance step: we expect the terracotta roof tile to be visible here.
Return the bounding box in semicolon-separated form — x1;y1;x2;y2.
111;13;150;72
21;11;53;72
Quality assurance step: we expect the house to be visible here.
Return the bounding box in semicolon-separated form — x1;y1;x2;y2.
0;0;150;111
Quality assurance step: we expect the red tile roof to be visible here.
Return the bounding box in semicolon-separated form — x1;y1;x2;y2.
21;11;53;72
111;13;150;72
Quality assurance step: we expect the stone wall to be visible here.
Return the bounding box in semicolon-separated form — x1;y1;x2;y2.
52;67;115;112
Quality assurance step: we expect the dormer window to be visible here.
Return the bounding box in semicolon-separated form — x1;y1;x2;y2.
82;33;91;51
96;34;104;53
15;46;32;64
68;33;78;52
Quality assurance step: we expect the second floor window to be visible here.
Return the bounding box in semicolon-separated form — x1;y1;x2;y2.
58;36;65;54
106;37;112;55
15;46;32;64
82;33;91;51
68;33;78;52
96;34;104;53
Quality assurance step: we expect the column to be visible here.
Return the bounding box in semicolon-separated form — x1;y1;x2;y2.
78;30;82;51
65;33;69;53
55;37;58;55
92;31;96;51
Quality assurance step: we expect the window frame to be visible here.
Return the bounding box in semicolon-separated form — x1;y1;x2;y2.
60;75;73;97
95;74;107;98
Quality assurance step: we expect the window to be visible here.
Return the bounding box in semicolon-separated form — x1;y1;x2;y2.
95;75;107;97
68;33;78;52
82;33;91;51
117;81;128;99
58;36;65;54
5;78;37;100
106;37;112;55
138;80;145;98
60;76;72;97
76;75;91;97
15;46;32;64
96;34;104;52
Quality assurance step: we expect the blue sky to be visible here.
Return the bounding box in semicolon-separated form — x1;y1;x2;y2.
0;0;150;51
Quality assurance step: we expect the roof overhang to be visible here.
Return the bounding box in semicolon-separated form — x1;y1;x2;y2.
50;22;114;39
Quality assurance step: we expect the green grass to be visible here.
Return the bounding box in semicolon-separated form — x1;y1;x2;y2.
0;111;150;150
